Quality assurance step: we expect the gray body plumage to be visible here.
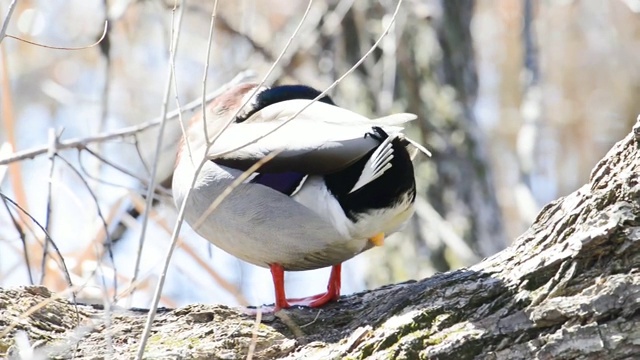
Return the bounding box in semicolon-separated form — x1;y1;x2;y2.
174;160;371;270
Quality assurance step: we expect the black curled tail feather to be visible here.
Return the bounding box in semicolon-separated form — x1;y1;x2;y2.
324;131;416;222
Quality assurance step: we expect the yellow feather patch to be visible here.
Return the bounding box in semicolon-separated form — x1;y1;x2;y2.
369;233;385;247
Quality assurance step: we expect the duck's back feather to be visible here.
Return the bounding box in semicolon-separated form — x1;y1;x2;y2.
205;100;415;175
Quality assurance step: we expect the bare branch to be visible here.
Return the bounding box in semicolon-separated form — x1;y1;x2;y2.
0;192;75;301
4;21;109;51
0;0;18;43
134;0;187;357
200;0;220;150
59;154;116;293
0;70;255;166
201;0;315;150
42;129;59;284
0;187;32;284
130;0;186;304
127;192;249;306
1;16;32;238
246;308;262;360
81;147;172;197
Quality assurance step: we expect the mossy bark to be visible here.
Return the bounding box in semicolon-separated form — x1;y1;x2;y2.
1;118;640;359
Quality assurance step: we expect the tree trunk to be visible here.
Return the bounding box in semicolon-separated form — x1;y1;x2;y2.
1;116;639;359
397;0;507;276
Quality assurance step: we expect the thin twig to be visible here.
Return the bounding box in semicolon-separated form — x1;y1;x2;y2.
1;19;31;237
184;3;275;63
0;144;31;282
52;151;116;357
171;20;191;166
0;0;18;43
76;152;146;193
200;0;220;151
42;129;59;284
299;309;322;328
4;21;108;50
246;307;262;360
94;9;112;240
378;3;400;114
60;153;117;298
0;186;32;284
202;0;315;149
134;1;186;356
134;157;225;358
132;134;152;177
130;0;186;303
268;2;328;82
127;192;249;305
80;146;173;197
0;192;75;302
276;311;305;338
97;17;111;140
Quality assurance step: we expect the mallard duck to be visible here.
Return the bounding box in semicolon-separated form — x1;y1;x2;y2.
173;83;430;311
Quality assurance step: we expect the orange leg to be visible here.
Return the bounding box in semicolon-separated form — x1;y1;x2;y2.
269;263;342;311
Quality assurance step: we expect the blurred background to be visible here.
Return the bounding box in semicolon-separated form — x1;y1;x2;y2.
0;0;639;309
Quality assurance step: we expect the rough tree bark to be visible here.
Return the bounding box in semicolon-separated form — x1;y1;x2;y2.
1;116;639;358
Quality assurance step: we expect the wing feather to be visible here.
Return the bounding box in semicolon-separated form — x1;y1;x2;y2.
349;134;397;193
205;99;421;174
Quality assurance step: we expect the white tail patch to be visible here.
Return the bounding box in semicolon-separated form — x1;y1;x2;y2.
349;134;396;194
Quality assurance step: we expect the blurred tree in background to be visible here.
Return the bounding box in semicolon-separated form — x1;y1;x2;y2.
0;0;639;309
